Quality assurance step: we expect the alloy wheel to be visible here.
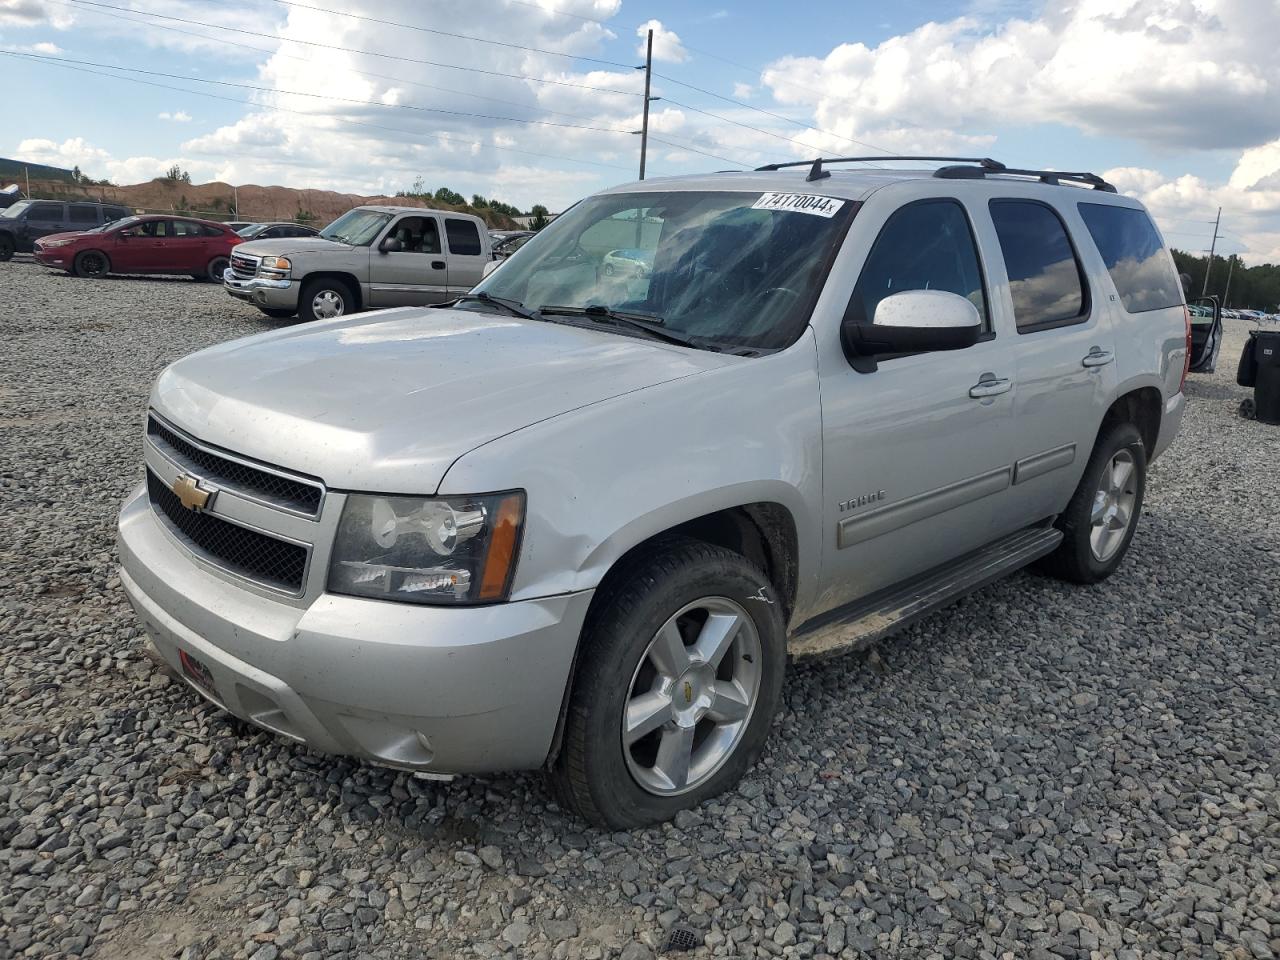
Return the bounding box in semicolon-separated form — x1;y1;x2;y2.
311;289;345;319
621;597;762;796
80;253;107;277
1090;449;1138;562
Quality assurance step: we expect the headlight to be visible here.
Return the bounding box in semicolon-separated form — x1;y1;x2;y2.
260;256;291;277
43;239;72;248
328;491;524;605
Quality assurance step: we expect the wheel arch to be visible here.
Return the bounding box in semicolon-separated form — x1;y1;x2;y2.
1100;384;1162;456
301;271;363;310
544;496;802;768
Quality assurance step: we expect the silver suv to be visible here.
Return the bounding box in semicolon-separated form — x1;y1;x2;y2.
224;205;492;322
119;157;1194;827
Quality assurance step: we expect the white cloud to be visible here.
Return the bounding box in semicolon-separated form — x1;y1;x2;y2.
158;110;193;123
0;39;62;53
0;0;74;28
761;0;1280;150
732;82;753;99
636;19;687;63
1107;143;1280;266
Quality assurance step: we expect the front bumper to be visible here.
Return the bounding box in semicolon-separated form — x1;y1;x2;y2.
33;247;69;268
223;268;300;311
117;484;592;773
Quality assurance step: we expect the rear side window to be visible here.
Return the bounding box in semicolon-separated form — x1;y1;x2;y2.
989;200;1088;332
445;218;482;256
69;204;98;223
847;199;988;330
198;224;225;237
1077;203;1182;312
105;206;130;222
28;203;63;221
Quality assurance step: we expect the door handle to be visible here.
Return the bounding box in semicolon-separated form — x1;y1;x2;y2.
430;260;446;270
1082;348;1114;368
969;376;1012;399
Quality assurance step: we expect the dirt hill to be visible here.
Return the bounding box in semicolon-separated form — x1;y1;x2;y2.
19;176;521;229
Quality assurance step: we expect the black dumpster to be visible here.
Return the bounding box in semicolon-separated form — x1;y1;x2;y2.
1245;329;1280;424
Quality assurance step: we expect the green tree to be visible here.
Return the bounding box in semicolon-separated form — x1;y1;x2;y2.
295;208;316;223
433;186;465;206
528;203;550;231
164;164;192;185
471;194;489;208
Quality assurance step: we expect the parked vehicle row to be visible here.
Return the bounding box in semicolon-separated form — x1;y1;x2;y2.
119;157;1204;827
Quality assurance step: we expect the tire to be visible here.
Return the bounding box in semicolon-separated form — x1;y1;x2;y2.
603;262;616;276
205;255;230;283
0;234;13;261
258;307;296;320
73;250;110;279
549;538;787;828
1038;421;1146;584
298;277;355;323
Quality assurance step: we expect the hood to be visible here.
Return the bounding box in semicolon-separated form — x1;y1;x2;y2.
36;230;92;245
152;307;732;494
236;236;353;257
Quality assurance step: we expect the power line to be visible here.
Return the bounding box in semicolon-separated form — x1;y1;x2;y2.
47;0;640;131
13;51;636;135
63;0;642;96
0;51;634;173
240;0;635;68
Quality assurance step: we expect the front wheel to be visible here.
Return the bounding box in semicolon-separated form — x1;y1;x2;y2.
1039;421;1146;584
298;277;355;323
549;539;786;828
73;250;110;279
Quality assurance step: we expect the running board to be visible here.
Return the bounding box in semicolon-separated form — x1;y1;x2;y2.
788;526;1063;659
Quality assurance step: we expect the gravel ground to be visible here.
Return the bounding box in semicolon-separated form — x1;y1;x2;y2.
1;256;1278;960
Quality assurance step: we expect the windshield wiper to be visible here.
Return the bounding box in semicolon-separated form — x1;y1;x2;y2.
453;292;545;322
538;304;716;351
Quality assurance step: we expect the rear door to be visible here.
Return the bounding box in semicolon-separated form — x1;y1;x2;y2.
68;203;100;233
367;214;450;306
164;220;209;272
986;198;1116;526
443;217;489;295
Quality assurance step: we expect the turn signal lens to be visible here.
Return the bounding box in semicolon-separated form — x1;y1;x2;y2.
479;494;525;600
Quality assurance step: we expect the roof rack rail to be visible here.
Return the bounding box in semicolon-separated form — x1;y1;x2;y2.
935;163;1117;192
755;156;1005;182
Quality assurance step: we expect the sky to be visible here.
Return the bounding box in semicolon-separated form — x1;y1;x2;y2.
1;0;1278;264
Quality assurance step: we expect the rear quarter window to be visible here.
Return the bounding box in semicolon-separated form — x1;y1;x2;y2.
1077;203;1183;313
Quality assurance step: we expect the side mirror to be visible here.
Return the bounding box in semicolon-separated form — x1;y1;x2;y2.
842;289;982;373
482;259;501;279
380;236;403;253
117;230;134;239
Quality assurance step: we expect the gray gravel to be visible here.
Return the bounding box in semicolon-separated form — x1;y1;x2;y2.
1;256;1278;960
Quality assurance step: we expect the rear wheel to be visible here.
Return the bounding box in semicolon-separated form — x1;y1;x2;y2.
1039;421;1146;584
73;250;110;279
549;538;786;828
0;234;13;261
299;277;355;323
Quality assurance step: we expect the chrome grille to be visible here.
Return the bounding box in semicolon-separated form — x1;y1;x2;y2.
230;253;258;280
147;469;308;594
147;416;323;517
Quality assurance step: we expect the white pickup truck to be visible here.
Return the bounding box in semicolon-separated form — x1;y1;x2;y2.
224;205;492;322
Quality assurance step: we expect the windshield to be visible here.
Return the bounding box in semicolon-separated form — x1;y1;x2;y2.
320;209;392;246
1;201;30;220
469;190;856;352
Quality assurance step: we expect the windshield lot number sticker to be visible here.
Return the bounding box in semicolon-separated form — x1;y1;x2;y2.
752;193;845;218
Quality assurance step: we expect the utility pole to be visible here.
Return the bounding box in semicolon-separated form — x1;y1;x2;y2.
1222;253;1236;306
24;165;30;198
1201;206;1221;296
638;28;653;181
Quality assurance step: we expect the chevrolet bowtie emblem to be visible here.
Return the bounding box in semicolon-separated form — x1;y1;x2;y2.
172;474;213;512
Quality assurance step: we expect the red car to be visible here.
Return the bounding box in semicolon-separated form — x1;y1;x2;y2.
33;215;242;282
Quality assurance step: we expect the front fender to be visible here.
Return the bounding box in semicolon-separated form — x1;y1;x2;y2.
438;330;826;617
